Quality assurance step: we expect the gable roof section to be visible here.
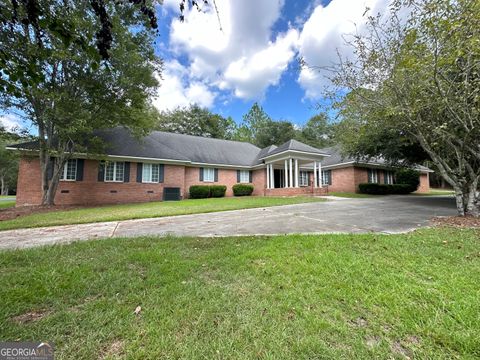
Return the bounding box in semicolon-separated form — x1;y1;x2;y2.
319;145;432;172
260;139;330;159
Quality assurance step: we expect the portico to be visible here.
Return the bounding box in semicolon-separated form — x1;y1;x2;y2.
259;140;330;196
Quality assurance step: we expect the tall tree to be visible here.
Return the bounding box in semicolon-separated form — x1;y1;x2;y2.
256;120;296;148
156;105;237;139
322;0;480;216
297;113;335;149
0;127;22;195
1;1;161;205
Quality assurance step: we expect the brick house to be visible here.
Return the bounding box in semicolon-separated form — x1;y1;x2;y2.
8;129;431;206
317;146;432;193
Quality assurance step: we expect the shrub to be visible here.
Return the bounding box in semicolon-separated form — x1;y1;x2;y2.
189;185;211;199
232;184;254;196
359;183;416;195
210;185;227;198
188;185;227;199
389;184;412;194
395;168;420;192
359;183;391;195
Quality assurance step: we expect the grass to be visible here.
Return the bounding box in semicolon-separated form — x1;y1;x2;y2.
415;189;455;196
0;200;15;209
328;192;373;198
0;196;324;231
0;228;479;359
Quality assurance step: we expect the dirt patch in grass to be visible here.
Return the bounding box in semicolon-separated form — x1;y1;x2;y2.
11;309;51;324
99;339;125;359
0;205;88;221
432;216;480;228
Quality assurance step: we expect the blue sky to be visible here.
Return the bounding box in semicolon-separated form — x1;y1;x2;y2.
1;0;391;132
150;0;391;127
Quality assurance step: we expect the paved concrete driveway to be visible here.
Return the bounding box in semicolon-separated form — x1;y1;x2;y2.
0;195;457;250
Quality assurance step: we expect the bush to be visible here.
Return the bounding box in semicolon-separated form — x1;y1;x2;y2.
359;183;416;195
395;168;420;192
188;185;226;199
210;185;227;198
389;184;412;194
232;184;254;196
359;183;391;195
189;185;211;199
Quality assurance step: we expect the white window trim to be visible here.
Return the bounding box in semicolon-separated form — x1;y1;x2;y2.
368;169;379;184
142;163;160;183
105;161;125;182
299;171;308;187
239;170;250;184
60;159;77;182
385;171;394;185
203;167;215;182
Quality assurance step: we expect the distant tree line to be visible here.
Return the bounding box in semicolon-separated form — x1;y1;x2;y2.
156;102;336;149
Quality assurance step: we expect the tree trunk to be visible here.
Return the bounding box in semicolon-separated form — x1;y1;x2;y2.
0;176;5;196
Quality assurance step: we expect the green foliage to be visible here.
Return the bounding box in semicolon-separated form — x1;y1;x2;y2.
156;105;237;139
209;185;227;198
395;168;420;193
328;0;480;215
297;113;336;149
255;120;296;148
189;185;211;199
358;183;414;195
232;184;254;196
188;185;226;199
1;0;161;204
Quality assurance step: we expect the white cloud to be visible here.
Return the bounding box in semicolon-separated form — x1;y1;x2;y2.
297;0;391;99
153;60;216;111
164;0;298;100
0;114;23;132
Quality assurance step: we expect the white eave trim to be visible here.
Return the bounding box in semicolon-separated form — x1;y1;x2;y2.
259;149;331;161
321;161;433;173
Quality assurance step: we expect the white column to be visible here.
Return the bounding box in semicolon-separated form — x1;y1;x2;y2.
284;160;288;188
294;159;299;188
266;164;270;189
289;158;293;188
270;164;275;189
318;161;322;188
313;161;317;188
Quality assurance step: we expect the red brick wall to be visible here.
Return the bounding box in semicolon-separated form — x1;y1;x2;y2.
417;173;430;193
265;187;327;197
16;157;269;205
327;167;357;193
184;167;263;198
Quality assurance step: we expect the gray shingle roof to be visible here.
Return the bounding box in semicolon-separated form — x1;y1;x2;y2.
262;139;329;158
319;145;432;172
8;127;336;168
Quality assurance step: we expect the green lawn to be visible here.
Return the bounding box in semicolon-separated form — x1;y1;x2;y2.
0;228;478;359
0;200;15;209
414;189;455;196
0;197;324;231
328;192;373;198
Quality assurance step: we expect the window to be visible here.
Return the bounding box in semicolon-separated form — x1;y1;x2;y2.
203;167;215;182
384;171;394;185
239;170;250;183
321;170;332;185
60;159;77;181
368;169;379;183
142;163;160;183
105;161;125;182
299;171;309;186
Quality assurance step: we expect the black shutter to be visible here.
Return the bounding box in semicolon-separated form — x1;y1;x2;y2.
199;167;204;181
328;170;332;185
237;170;240;183
136;163;143;183
124;162;130;182
249;171;252;183
98;161;105;182
214;168;218;182
47;157;54;180
76;159;84;181
159;164;164;183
